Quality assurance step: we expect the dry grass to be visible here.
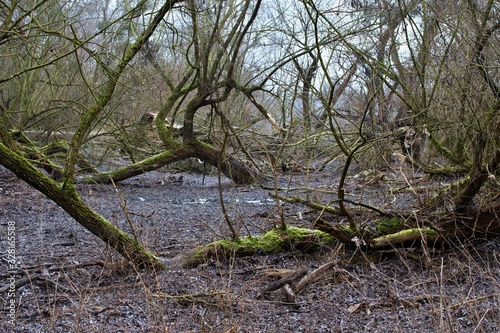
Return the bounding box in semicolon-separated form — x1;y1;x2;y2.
2;236;498;332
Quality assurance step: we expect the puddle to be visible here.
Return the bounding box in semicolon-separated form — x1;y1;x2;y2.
175;198;275;205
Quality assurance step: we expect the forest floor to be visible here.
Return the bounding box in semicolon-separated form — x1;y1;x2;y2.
0;163;499;333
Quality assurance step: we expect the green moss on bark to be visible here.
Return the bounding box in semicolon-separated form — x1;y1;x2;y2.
186;226;336;267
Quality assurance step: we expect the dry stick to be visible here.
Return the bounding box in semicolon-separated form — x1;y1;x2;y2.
262;268;296;277
46;260;105;272
260;184;317;192
350;294;446;313
36;275;73;294
0;273;40;293
0;260;105;293
343;198;391;216
269;192;338;214
295;261;338;295
258;268;309;297
258;262;344;299
151;291;226;304
413;211;433;268
396;294;448;307
269;192;391;216
110;178;139;242
269;191;340;232
451;294;498;308
283;284;297;303
397;155;424;207
6;260;105;276
217;126;238;241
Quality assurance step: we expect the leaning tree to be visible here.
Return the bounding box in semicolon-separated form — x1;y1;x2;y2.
0;0;283;269
0;0;196;269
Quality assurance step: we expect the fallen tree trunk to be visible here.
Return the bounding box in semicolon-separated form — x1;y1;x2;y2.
277;190;500;249
0;142;165;270
83;139;257;185
83;144;193;184
370;228;440;248
180;226;335;268
315;203;500;248
12;130;257;185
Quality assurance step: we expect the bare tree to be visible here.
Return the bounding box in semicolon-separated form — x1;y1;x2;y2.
0;0;281;268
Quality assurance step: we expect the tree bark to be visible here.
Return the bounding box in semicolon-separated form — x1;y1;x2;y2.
189;138;257;185
454;149;500;213
440;201;500;239
85;144;192;184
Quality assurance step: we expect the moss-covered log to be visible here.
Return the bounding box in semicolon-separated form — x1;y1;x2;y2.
315;208;499;249
370;202;500;248
84;144;193;183
374;217;404;235
370;228;440;248
182;226;336;268
276;182;499;248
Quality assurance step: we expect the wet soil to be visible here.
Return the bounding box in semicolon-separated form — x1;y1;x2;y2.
1;165;499;332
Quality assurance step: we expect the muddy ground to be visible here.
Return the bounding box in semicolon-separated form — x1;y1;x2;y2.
0;164;499;332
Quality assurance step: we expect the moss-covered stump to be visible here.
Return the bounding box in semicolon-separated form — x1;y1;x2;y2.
183;226;336;268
